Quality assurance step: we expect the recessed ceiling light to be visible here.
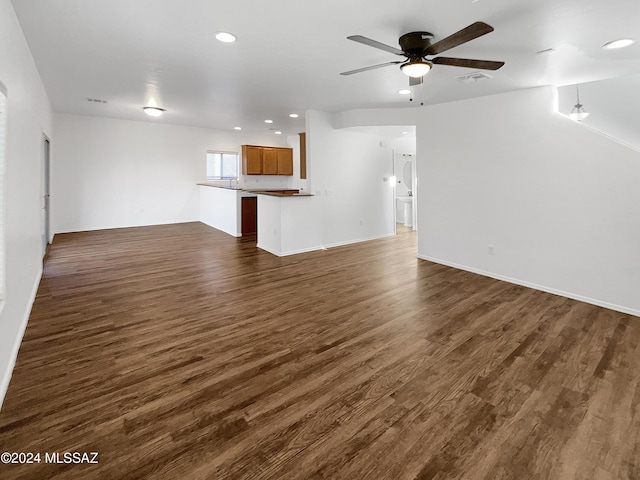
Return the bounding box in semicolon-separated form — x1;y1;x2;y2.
233;126;242;131
274;131;282;135
398;89;411;95
143;106;165;117
402;131;409;135
603;39;634;49
215;32;237;43
289;113;299;118
264;119;273;124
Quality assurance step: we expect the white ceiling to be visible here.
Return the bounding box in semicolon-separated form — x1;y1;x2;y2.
11;0;640;136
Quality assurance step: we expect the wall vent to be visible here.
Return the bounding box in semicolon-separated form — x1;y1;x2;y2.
456;72;493;83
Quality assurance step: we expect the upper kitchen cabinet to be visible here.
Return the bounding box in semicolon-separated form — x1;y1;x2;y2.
242;145;293;176
277;148;293;176
242;145;263;175
262;148;278;175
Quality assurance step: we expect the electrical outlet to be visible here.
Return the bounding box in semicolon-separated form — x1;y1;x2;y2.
488;244;495;255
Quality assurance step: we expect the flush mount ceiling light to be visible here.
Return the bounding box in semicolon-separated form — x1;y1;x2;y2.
143;106;165;117
215;31;237;43
274;131;282;135
400;59;432;78
603;38;634;50
233;126;242;131
264;119;273;124
569;85;589;122
398;89;411;95
289;113;299;118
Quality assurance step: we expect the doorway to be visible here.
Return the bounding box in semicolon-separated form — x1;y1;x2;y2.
393;151;417;232
42;135;51;256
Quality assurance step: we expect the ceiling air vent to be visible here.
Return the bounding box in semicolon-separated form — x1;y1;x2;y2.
456;72;493;83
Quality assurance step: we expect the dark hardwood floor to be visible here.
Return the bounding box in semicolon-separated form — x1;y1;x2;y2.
0;222;638;479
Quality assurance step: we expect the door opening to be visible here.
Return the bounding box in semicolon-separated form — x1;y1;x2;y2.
42;135;51;256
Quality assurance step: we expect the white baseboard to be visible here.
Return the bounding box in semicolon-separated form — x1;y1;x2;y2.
199;221;241;238
55;219;200;235
257;243;323;257
323;232;396;250
0;266;43;410
417;254;640;318
258;232;396;258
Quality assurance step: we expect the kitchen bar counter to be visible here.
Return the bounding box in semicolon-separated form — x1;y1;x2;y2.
198;184;256;237
197;183;312;197
199;182;320;256
256;192;314;197
256;194;321;257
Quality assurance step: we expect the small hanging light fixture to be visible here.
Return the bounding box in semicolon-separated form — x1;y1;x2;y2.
569;85;589;121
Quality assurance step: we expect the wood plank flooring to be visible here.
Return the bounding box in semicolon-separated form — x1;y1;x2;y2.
0;222;638;479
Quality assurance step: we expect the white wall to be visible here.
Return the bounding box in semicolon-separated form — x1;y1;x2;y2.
334;107;417;129
417;86;640;316
53;114;290;233
306;110;395;248
0;0;53;407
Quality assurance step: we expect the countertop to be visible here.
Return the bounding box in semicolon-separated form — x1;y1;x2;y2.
197;182;243;190
257;192;314;197
198;183;313;197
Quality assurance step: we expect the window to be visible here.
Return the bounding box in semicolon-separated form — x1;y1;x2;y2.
206;151;238;180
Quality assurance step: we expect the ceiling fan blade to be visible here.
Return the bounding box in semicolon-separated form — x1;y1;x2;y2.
432;57;505;70
409;76;423;87
347;35;405;56
426;22;494;55
340;61;403;76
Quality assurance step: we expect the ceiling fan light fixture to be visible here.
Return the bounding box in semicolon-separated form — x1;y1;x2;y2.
143;106;165;117
400;59;432;78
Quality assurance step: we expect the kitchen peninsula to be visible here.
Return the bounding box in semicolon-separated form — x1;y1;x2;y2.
199;183;319;257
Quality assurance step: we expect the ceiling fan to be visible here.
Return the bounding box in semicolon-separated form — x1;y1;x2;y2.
340;22;504;86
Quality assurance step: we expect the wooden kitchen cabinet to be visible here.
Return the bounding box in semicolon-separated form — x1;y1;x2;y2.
299;132;307;179
241;145;294;176
262;148;278;175
242;145;262;175
277;148;293;175
241;197;257;234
